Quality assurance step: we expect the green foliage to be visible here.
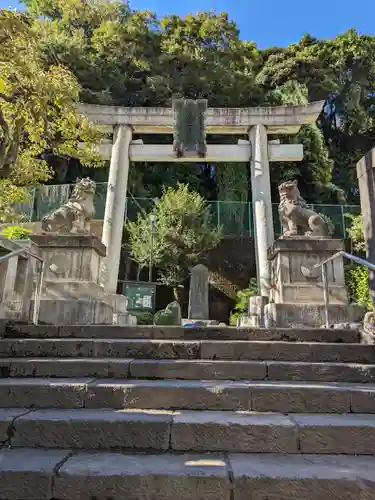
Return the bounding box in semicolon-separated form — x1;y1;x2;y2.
4;2;375;209
0;9;104;221
1;225;32;240
0;181;30;223
153;309;174;326
127;184;222;288
345;213;366;251
132;311;154;325
229;278;259;326
344;213;371;309
345;264;371;309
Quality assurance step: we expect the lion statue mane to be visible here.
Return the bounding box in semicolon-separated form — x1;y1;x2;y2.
41;177;96;234
278;180;334;237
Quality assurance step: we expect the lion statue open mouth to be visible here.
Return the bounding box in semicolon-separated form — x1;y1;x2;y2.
41;177;96;234
278;180;334;238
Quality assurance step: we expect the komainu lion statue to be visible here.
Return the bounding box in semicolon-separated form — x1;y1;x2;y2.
41;177;96;234
278;180;334;237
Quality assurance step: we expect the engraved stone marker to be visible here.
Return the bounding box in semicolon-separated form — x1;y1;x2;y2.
188;264;209;320
166;301;182;325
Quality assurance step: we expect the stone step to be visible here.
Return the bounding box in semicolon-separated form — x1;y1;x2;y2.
3;408;375;455
1;447;375;500
5;324;359;343
2;357;375;383
1;338;374;362
0;378;374;413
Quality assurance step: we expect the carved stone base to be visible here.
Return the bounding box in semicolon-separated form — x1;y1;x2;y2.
265;303;364;328
29;234;128;325
31;298;113;325
112;312;137;326
268;237;348;305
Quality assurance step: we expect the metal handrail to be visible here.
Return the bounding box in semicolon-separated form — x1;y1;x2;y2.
0;239;46;325
314;251;375;327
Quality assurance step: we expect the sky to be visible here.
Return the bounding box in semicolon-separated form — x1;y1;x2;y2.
2;0;375;48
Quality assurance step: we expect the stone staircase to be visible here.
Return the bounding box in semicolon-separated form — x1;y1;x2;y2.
1;324;375;499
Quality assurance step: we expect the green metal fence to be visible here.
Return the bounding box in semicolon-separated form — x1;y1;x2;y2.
19;182;361;238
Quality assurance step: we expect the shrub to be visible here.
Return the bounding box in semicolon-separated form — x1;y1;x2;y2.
153;309;174;325
229;278;259;326
132;311;154;325
345;264;371;310
344;213;372;311
1;226;31;240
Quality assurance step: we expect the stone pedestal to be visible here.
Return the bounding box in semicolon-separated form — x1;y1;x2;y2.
240;295;269;327
265;237;363;327
30;234;114;325
0;240;34;321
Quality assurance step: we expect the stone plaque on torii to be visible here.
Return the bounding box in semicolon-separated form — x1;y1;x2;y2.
172;98;207;158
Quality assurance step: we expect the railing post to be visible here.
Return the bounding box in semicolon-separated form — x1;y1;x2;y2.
322;261;330;328
33;260;46;326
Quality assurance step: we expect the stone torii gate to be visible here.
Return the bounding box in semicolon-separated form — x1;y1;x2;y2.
78;101;324;296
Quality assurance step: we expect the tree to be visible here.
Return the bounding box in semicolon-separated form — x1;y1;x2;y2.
257;30;375;204
0;9;103;221
126;184;222;295
8;1;375;210
267;81;337;203
26;4;264;200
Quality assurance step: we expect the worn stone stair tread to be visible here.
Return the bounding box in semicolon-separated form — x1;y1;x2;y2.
1;448;375;500
2;357;375;382
2;338;375;363
1;376;375;389
5;323;360;342
4;408;375;454
0;378;374;413
1;377;375;391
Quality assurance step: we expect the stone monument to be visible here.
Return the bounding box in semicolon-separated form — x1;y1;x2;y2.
265;180;363;327
183;264;211;325
166;301;182;325
31;178;130;325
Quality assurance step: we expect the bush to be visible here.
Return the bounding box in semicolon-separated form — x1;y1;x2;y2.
345;264;371;310
132;311;154;325
153;309;175;325
229;278;259;326
1;226;31;240
344;212;372;310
